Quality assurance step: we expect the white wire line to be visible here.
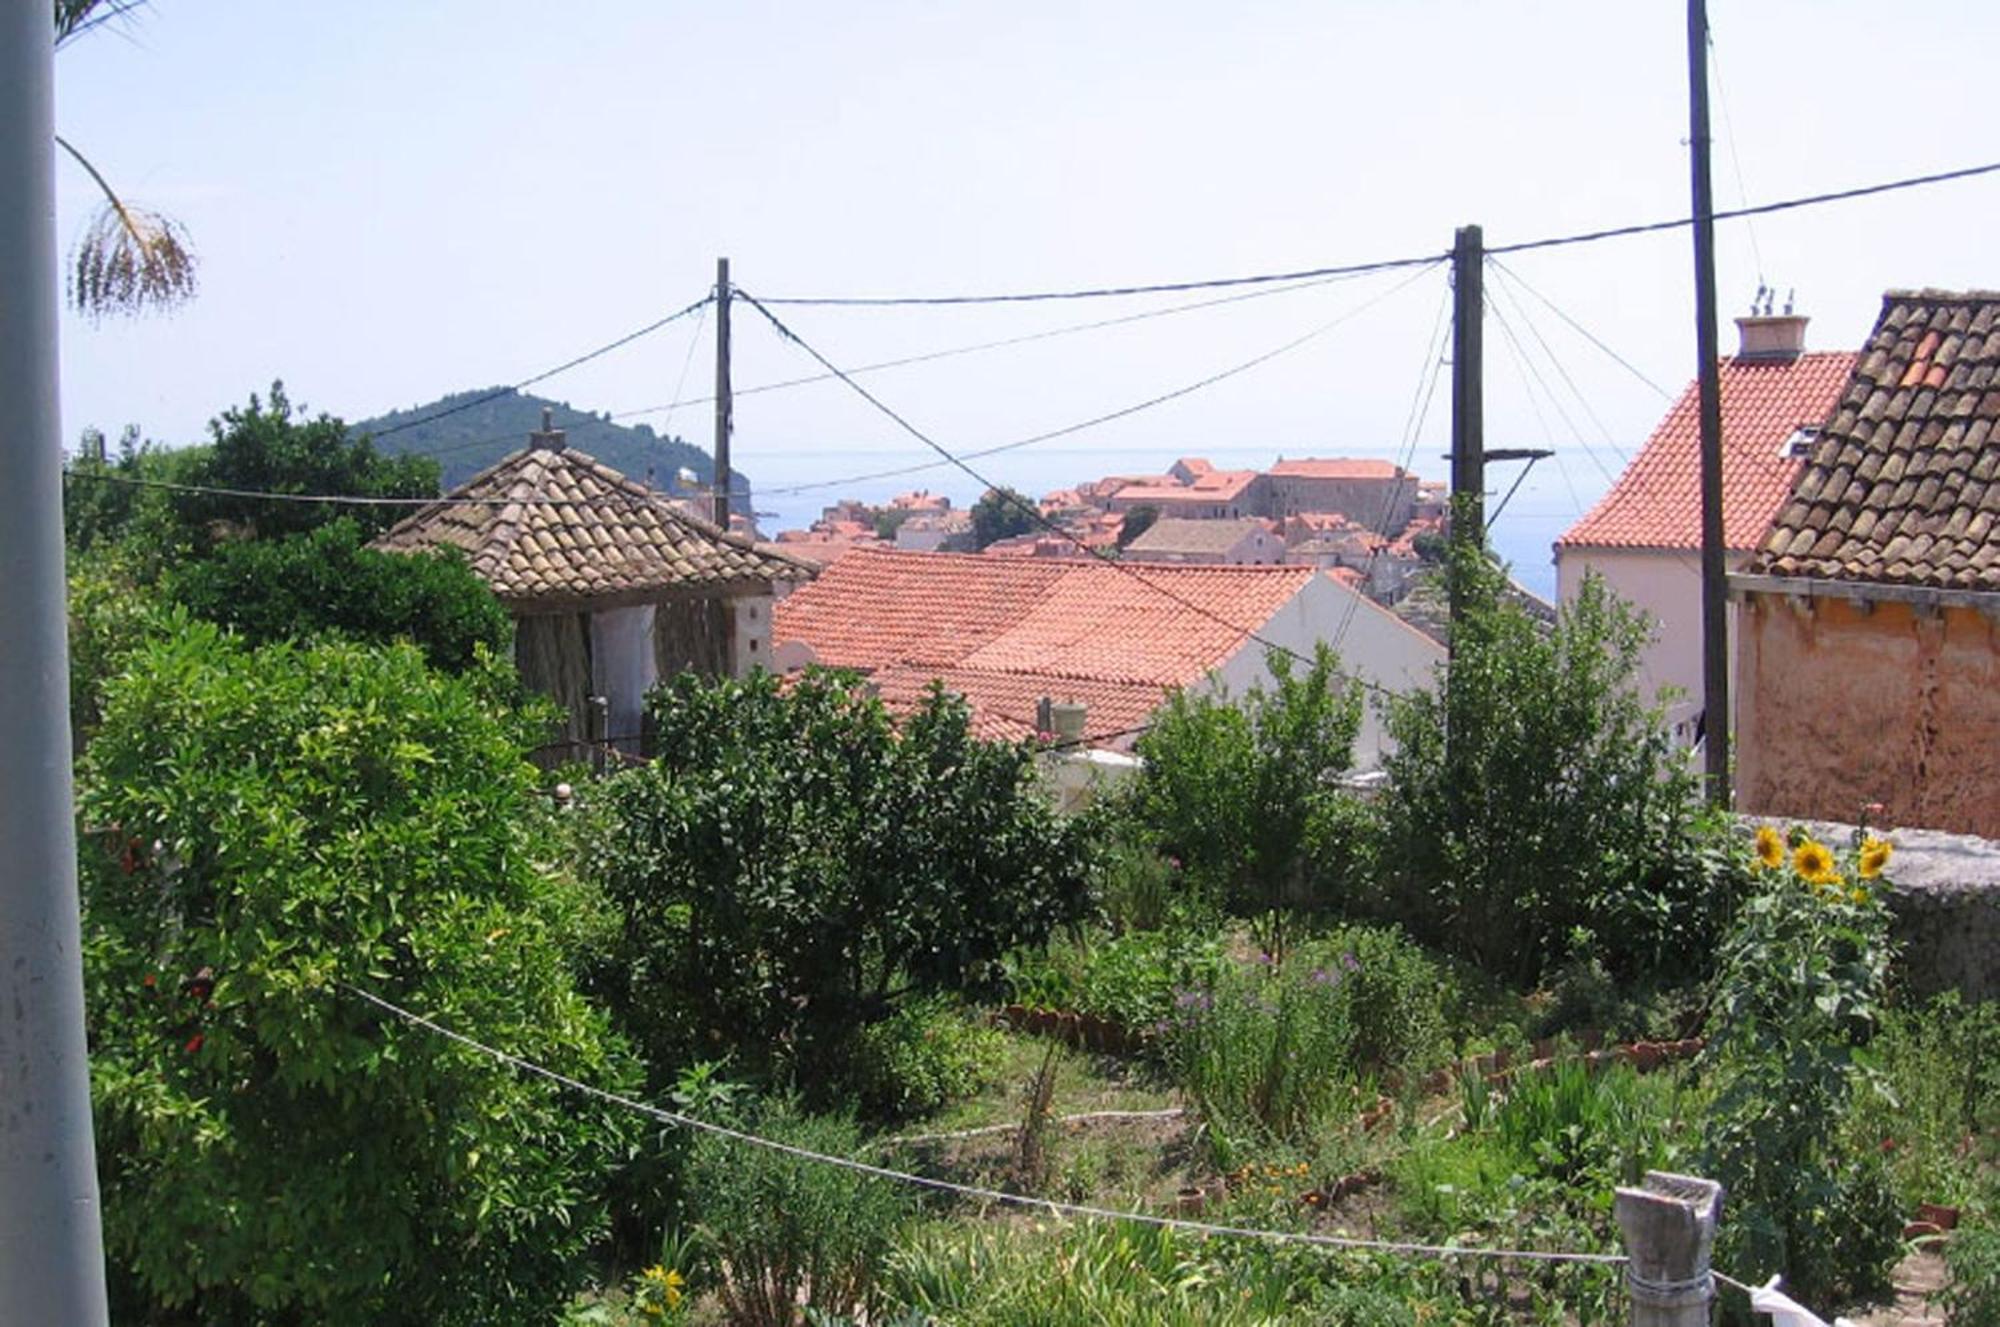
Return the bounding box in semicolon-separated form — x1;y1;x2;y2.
342;982;1628;1270
755;261;1446;500
1485;260;1674;402
1485;267;1638;475
655;297;711;446
1706;25;1767;287
1484;293;1589;518
614;269;1381;422
872;1108;1187;1150
59;468;720;513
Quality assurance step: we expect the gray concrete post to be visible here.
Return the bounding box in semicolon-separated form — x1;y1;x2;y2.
0;1;113;1321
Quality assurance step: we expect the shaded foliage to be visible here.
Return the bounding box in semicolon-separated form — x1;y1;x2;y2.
168;516;510;672
970;486;1039;550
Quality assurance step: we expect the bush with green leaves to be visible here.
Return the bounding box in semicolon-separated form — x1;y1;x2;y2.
79;623;633;1326
169;515;512;672
851;996;1007;1120
1943;1212;2000;1327
1700;826;1902;1313
1845;991;2000;1210
587;668;1094;1090
685;1098;909;1326
1377;533;1733;984
1128;643;1367;941
1167;927;1448;1153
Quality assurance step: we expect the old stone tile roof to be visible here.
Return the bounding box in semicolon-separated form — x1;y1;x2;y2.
1752;290;2000;591
1122;517;1273;557
1557;350;1855;551
372;443;815;604
1113;469;1262;505
772;549;1318;741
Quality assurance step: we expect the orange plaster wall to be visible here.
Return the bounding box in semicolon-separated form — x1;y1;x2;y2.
1737;596;2000;838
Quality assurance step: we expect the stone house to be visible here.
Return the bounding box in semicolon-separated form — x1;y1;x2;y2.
374;412;815;759
1121;517;1284;565
1732;289;2000;837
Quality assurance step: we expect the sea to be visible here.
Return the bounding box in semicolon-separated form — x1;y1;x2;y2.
743;442;1592;601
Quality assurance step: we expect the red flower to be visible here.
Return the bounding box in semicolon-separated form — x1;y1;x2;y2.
141;973;156;989
184;1033;204;1055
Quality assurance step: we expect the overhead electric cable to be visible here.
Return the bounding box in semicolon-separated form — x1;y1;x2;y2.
365;293;713;441
760;262;1444;499
344;982;1631;1269
1484;259;1674;400
60;468;701;513
734;288;1413;701
757;160;2000;307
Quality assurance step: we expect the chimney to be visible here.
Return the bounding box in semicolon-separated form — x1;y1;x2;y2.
1735;289;1807;360
1048;701;1088;750
529;405;566;452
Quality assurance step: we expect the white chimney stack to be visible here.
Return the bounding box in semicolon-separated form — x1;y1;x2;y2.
1735;311;1808;361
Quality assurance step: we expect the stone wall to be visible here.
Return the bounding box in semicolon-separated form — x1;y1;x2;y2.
1737;594;2000;838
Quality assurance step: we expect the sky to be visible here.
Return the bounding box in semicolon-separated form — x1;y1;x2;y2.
51;2;2000;595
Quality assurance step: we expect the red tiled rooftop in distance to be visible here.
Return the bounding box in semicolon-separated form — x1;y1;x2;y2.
773;549;1315;693
1268;458;1407;480
1557;351;1856;551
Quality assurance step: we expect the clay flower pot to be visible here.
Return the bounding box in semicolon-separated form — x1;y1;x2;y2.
1916;1203;1960;1231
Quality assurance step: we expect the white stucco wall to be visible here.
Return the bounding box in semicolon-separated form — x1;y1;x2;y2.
589;604;657;751
1555;545;1749;745
732;593;778;677
1201;574;1445;771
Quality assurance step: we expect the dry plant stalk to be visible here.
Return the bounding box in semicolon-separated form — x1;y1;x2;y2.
1013;1041;1061;1193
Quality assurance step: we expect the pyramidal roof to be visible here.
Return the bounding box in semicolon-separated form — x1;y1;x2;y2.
373;434;814;604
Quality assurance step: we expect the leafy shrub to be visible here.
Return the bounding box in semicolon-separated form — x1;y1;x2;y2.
1943;1215;2000;1327
686;1099;909;1326
1378;537;1732;985
1488;1060;1685;1187
66;545;175;743
169;515;512;671
587;669;1093;1089
79;623;634;1326
1700;826;1902;1312
1846;991;2000;1209
1129;644;1367;936
852;997;1006;1120
1092;830;1197;932
1168;927;1448;1150
1004;927;1227;1032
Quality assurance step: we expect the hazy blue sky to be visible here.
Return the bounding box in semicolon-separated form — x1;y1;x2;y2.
51;2;2000;590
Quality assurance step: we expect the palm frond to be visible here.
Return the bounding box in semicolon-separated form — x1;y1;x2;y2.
54;0;145;49
56;134;198;320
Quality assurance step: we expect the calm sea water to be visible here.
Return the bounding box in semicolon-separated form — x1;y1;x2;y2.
744;443;1591;600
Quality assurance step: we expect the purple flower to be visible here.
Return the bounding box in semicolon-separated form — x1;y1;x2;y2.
1340;952;1361;974
1307;967;1340;987
1255;951;1276;967
1174;989;1213;1012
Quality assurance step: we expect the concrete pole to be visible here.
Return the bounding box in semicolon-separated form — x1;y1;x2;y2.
1615;1171;1721;1327
0;1;113;1321
712;256;733;530
1688;0;1732;807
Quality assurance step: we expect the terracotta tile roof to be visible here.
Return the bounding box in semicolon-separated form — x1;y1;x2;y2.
866;665;1166;743
373;443;815;603
1114;470;1261;505
1123;517;1275;556
1557;350;1855;551
773;549;1318;739
1268;458;1407;480
1752;290;2000;591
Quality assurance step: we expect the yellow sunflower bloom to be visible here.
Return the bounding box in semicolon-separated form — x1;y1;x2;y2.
1849;886;1868;906
1858;836;1891;879
1792;839;1838;885
1753;826;1785;871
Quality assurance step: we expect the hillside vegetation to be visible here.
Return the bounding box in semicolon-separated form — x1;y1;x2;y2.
356;387;750;506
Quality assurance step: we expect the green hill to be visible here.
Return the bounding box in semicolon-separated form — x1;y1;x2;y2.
354;388;749;509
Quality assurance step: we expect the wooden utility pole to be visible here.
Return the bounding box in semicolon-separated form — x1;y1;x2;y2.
1615;1171;1721;1327
1448;224;1485;646
0;1;112;1320
1688;0;1730;807
712;256;734;530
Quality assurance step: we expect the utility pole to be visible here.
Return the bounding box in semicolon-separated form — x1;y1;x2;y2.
0;1;113;1321
1448;223;1484;647
712;256;733;530
1688;0;1731;807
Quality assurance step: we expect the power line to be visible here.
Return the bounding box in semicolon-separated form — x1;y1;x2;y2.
613;270;1378;420
1484;258;1674;400
755;159;2000;308
734;288;1414;703
364;294;713;442
758;262;1444;499
344;981;1629;1269
60;466;691;512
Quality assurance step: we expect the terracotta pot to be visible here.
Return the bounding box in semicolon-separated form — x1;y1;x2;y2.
1917;1203;1960;1231
1176;1186;1206;1215
1491;1047;1512;1071
1532;1038;1555;1060
1629;1041;1664;1072
1903;1220;1946;1241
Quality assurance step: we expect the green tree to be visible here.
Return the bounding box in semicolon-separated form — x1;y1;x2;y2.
970;486;1039;549
174;383;440;549
79;625;634;1325
1128;646;1365;946
168;516;511;672
1377;527;1721;984
586;669;1094;1090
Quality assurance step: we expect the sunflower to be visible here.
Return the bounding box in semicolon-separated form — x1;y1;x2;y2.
1849;886;1869;906
1792;839;1838;885
1753;826;1786;871
1858;836;1892;880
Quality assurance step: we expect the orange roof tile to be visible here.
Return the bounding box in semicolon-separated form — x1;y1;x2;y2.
1557;351;1856;551
773;549;1318;740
